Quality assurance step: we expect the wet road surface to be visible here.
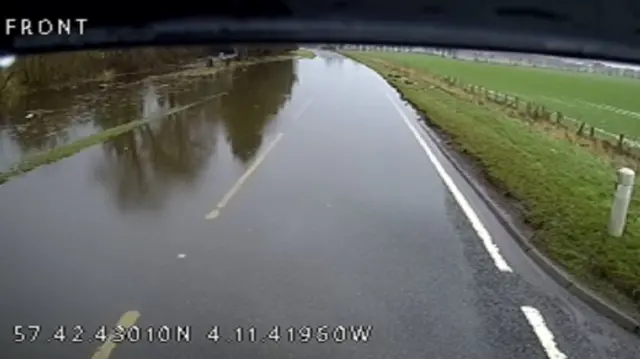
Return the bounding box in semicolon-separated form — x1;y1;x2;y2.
0;51;639;359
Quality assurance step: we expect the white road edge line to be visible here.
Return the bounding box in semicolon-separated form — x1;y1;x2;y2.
521;306;568;359
385;92;513;273
206;132;285;219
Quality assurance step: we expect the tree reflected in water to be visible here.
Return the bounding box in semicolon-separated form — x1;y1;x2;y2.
321;53;344;68
92;59;296;212
218;59;296;163
93;79;223;212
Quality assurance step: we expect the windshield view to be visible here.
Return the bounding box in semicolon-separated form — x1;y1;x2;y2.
0;44;639;359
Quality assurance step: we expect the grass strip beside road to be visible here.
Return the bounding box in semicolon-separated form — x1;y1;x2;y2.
0;92;225;185
153;53;307;80
365;52;640;139
345;52;640;315
292;49;317;59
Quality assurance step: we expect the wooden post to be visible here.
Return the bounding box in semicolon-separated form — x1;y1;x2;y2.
618;134;625;151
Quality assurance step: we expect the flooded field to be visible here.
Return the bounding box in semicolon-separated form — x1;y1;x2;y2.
0;59;297;174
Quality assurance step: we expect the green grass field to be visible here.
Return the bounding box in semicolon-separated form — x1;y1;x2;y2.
292;49;317;59
369;52;640;139
345;51;640;316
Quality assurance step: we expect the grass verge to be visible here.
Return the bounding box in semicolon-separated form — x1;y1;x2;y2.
345;51;640;315
292;49;317;59
366;52;640;139
0;93;225;185
151;55;300;80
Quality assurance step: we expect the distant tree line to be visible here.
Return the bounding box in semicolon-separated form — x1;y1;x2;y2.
232;44;298;58
0;44;298;106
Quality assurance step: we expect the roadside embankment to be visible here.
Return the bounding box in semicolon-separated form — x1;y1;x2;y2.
343;51;640;325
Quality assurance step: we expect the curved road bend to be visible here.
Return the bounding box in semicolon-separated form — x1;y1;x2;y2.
0;51;638;359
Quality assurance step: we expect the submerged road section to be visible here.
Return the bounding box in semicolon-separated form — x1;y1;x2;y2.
0;51;638;359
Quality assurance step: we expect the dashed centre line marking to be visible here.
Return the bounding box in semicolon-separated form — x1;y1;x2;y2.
205;99;313;220
293;100;313;122
90;310;140;359
385;92;513;272
521;306;568;359
206;132;285;220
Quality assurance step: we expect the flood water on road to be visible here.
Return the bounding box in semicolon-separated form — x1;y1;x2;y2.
0;55;317;358
0;54;358;230
0;59;298;172
2;50;640;359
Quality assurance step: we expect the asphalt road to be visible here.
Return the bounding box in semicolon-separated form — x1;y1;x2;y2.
0;51;639;359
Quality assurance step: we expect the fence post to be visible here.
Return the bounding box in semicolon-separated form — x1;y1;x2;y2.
608;167;635;237
618;134;625;150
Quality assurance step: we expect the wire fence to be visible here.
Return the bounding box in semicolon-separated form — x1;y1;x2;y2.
426;73;640;162
350;53;640;168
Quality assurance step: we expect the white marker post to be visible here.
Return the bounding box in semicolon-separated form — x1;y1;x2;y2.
608;167;635;237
